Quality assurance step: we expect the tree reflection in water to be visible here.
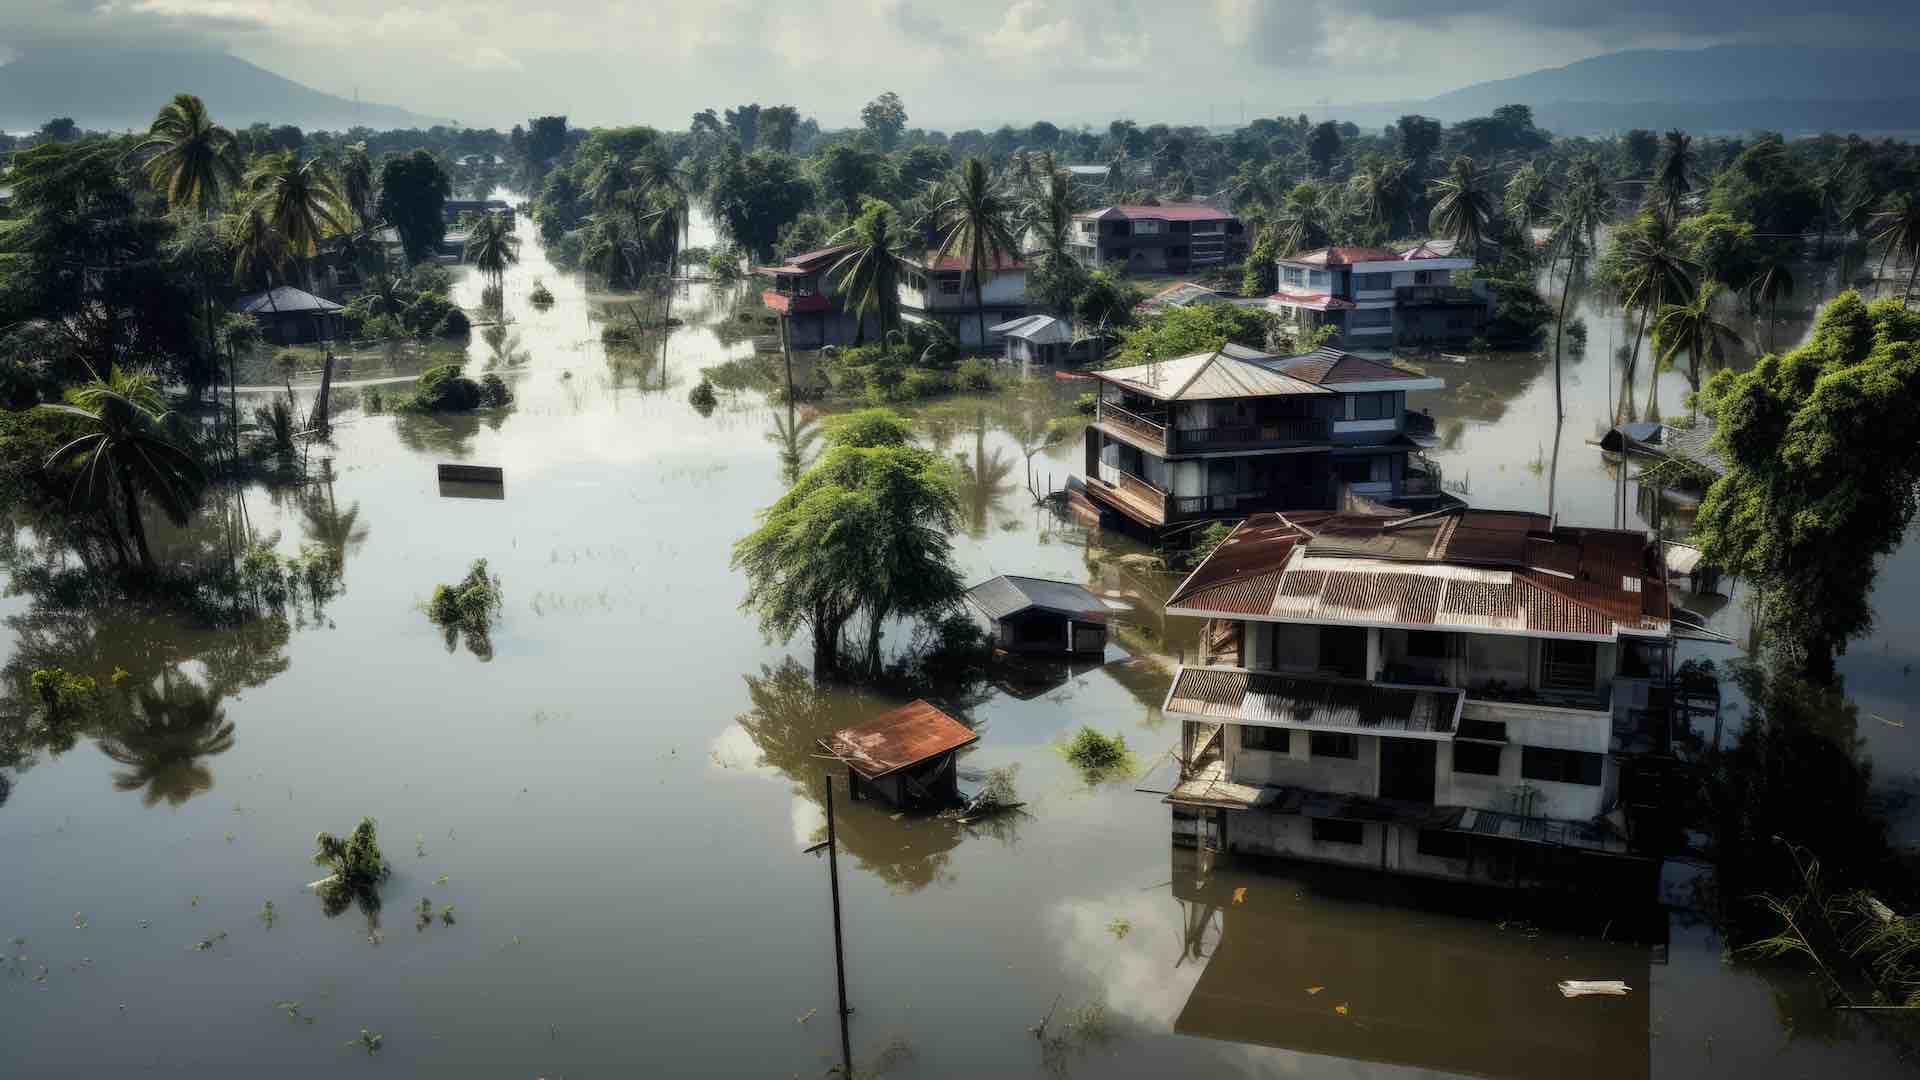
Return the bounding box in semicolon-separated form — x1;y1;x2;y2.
98;674;236;808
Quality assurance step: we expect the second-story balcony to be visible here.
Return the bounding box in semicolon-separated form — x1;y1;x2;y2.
761;276;832;315
1094;399;1171;454
1395;284;1484;306
1093;399;1332;456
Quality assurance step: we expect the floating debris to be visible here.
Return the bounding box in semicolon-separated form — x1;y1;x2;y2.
1558;980;1631;998
191;931;228;952
435;874;450;886
259;901;277;929
440;905;457;927
1305;986;1324;996
71;913;88;930
1231;887;1246;906
1334;1003;1350;1016
1106;917;1132;941
797;1008;817;1025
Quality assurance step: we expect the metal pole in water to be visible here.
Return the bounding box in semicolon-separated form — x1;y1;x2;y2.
824;773;853;1077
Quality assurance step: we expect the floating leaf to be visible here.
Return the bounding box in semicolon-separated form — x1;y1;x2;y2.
798;1008;817;1025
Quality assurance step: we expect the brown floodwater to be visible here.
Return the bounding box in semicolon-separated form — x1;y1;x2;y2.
2;206;1915;1076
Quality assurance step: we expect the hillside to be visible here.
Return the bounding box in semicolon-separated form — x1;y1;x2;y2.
0;47;447;133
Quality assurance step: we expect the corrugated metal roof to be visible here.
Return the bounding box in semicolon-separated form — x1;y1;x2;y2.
1260;348;1433;386
988;314;1072;344
1076;204;1235;222
1286;246;1398;267
233;286;342;315
964;575;1106;622
1091;348;1331;402
753;242;859;276
1166;667;1461;736
818;700;978;781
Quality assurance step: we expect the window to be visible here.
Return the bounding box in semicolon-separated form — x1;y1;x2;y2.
1351;308;1392;327
1334;457;1377;484
1241;725;1289;752
1310;732;1359;759
1457;718;1507;742
1542;640;1599;691
1312;819;1364;845
1307;269;1330;289
1171;220;1189;233
1134;219;1163;235
1354;272;1392;291
1191;220;1224;234
1414;270;1438;285
1171;246;1188;258
1111;221;1131;236
1521;747;1604;786
1282;267;1306;287
937;273;962;296
1406;631;1449;659
1452;742;1502;775
1417;829;1470;859
1078;221;1097;235
1350;392;1393;420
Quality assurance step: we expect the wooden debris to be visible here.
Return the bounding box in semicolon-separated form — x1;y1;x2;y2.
1558;980;1631;997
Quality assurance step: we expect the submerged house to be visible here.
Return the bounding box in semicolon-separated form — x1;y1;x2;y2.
1068;205;1245;275
965;575;1110;657
1080;344;1448;533
233;286;343;345
1266;242;1490;347
754;242;882;349
1159;507;1687;888
989;314;1072;365
898;251;1029;349
818;700;979;809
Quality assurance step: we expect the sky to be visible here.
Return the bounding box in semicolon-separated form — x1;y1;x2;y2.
0;1;1913;131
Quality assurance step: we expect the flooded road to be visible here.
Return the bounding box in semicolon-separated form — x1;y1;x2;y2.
3;210;1915;1076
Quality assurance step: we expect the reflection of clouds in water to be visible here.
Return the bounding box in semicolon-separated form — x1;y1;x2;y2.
707;722;780;778
790;796;826;849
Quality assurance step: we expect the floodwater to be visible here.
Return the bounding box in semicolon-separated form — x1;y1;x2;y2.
3;206;1916;1077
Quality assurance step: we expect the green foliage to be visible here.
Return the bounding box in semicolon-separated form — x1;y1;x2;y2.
529;279;555;306
1171;521;1237;571
688;377;718;417
1481;275;1555;347
706;244;744;283
957;358;994;392
1073;392;1097;416
311;817;390;918
708;150;813;260
1105;304;1275;368
427;559;504;661
30;667;96;717
378;149;452;263
403;364;507;414
1061;727;1133;781
1674;211;1760;288
1693;292;1920;682
252;395;297;457
822;408;913;449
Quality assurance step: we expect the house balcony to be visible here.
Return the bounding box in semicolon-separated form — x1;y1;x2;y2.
1087;463;1171;526
762;287;832;315
1094;399;1170;455
1395;285;1483;306
1171;417;1331;453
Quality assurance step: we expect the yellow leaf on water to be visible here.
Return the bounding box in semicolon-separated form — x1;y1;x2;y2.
1305;986;1324;995
1232;887;1246;905
1335;1003;1350;1016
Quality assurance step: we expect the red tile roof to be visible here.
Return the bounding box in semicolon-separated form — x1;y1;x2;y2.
1076;204;1236;222
817;700;979;781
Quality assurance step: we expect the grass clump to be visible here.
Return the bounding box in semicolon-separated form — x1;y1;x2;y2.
428;559;504;660
1061;726;1134;782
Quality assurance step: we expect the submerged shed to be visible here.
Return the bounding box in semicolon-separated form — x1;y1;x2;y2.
233;286;343;344
818;700;979;809
965;574;1109;656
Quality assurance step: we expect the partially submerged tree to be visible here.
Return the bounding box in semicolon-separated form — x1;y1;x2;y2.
311;817;391;919
462;211;520;288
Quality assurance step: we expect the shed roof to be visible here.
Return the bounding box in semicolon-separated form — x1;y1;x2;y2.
818;700;979;781
1286;246;1399;267
1167;509;1672;640
233;286;343;316
905;250;1026;272
753;242;858;276
988;314;1072;344
1145;281;1234;309
966;575;1107;622
1090;347;1331;402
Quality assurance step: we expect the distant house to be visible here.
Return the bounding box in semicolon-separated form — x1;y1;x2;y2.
754;242;880;349
1267;241;1490;347
1069;206;1246;276
898;250;1028;349
990;314;1072;364
965;575;1110;657
443;199;513;225
818;700;979;809
233;286;343;345
1141;281;1236;314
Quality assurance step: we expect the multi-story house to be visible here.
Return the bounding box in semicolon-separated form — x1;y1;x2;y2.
1266;241;1491;347
898;250;1029;348
755;242;881;349
1158;508;1681;888
1068;206;1246;275
1080;344;1448;533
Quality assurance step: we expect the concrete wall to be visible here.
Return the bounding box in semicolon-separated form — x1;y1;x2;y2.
1225;723;1379;798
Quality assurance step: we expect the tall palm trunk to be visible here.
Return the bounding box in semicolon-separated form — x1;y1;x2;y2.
118;467;155;572
974;274;989;354
1552;249;1575;421
1622;297;1653;424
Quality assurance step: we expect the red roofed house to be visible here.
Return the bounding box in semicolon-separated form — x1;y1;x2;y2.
754;242;884;349
1269;240;1490;347
1156;506;1695;889
1069;205;1246;275
899;250;1031;349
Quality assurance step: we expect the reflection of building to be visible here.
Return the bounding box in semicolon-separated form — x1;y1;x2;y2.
1161;508;1682;890
1171;848;1654;1080
1080;344;1448;532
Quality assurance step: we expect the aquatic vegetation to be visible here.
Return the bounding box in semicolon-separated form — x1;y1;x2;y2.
351;1029;383;1055
427;559;505;660
440;904;457;926
274;1000;314;1024
311;817;391;919
401;363;512;414
258;901;276;929
30;668;95;717
364;387;385;413
688;377;718;417
416;898;434;932
190;931;228;952
529;279;555;306
1106;917;1132;941
1060;727;1134;783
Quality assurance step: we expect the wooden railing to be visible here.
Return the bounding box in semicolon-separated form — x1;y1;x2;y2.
1096;400;1169;450
1094;463;1172;523
1173;416;1331;451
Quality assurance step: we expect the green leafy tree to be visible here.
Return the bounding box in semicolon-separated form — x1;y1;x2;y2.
1394;115;1442;170
1274;181;1333;256
376;149;451;264
1107;304;1274;368
339;142;377;231
707;150;813;261
815;144;888;217
860;91;908;151
39;367;208;572
827;199;906;345
924;158;1021;347
1693;292;1920;684
1746;260;1796;354
1657;129;1694;221
1306;122;1342;177
1020;155;1085;314
760;105;802;154
130;94;239;215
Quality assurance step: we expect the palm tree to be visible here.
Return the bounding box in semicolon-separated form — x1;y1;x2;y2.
39;367;208;572
243;152;345;290
462;212;520;288
1275;181;1333;257
1868;191;1920;301
1746;260;1796;352
130;94;239;216
1657;130;1693;222
228;204;285;288
339;142;377;231
1020;155;1082;314
1653;280;1743;410
1543;186;1599;419
298;483;369;583
924;158;1021;348
1503;161;1547;239
1615;213;1697;421
827;201;905;344
1427;154;1496;254
98;675;235;808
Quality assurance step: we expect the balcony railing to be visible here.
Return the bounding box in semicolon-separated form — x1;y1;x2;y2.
1170;485;1327;518
1395;284;1483;305
1095;400;1169;451
1091;463;1171;525
1172;417;1331;451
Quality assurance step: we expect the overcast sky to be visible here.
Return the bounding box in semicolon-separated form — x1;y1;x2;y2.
2;1;1912;130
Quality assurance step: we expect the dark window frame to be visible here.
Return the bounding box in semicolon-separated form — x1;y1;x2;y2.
1452;741;1502;775
1406;630;1449;659
1312;818;1364;845
1241;725;1289;752
1417;828;1470;859
1521;747;1604;786
1310;732;1360;760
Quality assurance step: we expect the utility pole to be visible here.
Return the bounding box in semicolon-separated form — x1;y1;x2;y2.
804;774;853;1077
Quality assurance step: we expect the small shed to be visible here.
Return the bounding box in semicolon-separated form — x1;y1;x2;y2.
990;314;1073;365
817;699;979;809
965;574;1109;657
234;286;343;345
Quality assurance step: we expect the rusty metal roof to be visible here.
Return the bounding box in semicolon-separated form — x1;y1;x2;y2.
1168;510;1672;640
818;700;978;781
1165;667;1462;737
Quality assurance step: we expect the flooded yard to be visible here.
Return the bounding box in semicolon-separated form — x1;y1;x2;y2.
3;208;1916;1077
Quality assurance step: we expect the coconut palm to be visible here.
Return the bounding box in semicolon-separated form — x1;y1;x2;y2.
243;152;345;289
1274;181;1334;257
1746;260;1796;352
1503;161;1548;239
39;367;208;572
339;142;377;231
1020;155;1083;313
1868;191;1920;301
1543;186;1600;419
827;200;905;344
1654;280;1743;407
130;94;240;215
1615;212;1698;421
1350;157;1412;239
923;157;1021;348
1657;130;1693;222
1427;155;1496;255
462;212;520;288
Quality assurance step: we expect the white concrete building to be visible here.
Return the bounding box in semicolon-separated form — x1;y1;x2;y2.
1266;241;1491;347
898;251;1029;349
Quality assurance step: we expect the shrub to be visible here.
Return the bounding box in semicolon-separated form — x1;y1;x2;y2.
427;559;504;660
363;313;407;341
1074;392;1097;416
958;357;994;392
688;377;718;416
407;291;453;332
408;363;484;412
900;369;954;400
434;307;472;339
479;372;512;407
364;387;386;413
311;817;390;917
823;407;913;449
1062;726;1132;781
529;279;555;306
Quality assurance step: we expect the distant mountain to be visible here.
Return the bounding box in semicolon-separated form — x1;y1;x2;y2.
0;48;448;133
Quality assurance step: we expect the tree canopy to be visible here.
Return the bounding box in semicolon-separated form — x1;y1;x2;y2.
376;149;451;263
